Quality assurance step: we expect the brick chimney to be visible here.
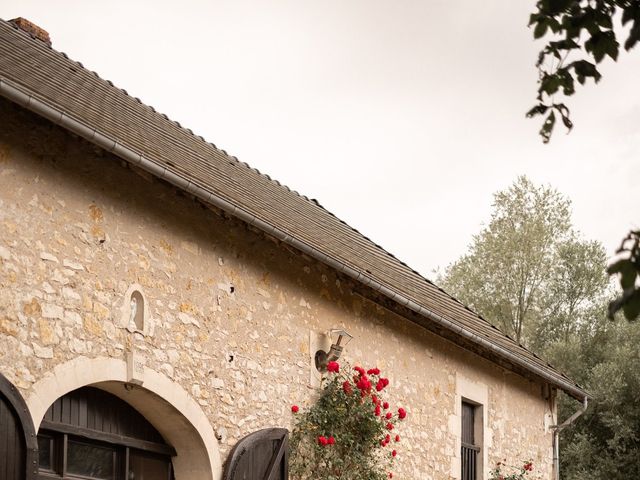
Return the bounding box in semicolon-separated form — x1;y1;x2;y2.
9;17;51;46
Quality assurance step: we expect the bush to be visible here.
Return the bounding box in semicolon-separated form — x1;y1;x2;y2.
289;362;407;479
489;460;535;480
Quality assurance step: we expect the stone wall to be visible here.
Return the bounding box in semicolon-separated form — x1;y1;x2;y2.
0;98;555;479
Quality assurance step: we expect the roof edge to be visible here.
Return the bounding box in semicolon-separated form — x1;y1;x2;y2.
0;77;590;402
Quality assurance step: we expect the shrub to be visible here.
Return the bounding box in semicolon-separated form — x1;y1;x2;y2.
289;362;406;479
489;460;535;480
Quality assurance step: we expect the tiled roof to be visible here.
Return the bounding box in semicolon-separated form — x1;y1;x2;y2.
0;19;588;400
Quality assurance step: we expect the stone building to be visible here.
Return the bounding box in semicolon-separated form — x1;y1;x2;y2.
0;18;588;480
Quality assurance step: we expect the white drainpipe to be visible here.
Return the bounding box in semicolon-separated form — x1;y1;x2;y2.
551;396;588;480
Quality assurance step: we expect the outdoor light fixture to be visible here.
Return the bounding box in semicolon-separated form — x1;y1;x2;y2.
315;329;353;372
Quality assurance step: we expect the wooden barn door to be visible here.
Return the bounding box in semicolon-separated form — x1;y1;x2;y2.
223;428;288;480
0;374;37;480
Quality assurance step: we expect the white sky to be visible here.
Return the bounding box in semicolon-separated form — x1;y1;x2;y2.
2;1;639;278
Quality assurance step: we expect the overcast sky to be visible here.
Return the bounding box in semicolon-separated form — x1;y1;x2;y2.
2;1;639;278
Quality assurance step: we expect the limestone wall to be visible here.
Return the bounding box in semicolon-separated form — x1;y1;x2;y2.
0;98;555;479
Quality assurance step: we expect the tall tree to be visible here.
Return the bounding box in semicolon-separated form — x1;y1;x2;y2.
440;176;608;346
533;238;609;349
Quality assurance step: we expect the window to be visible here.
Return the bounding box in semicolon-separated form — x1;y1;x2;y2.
36;432;172;480
461;401;481;480
37;387;174;480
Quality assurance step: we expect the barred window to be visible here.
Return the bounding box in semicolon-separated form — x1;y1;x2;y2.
461;401;481;480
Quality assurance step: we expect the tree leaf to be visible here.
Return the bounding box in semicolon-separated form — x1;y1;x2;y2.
550;38;580;51
540;73;561;96
624;21;640;51
534;19;549;39
559;109;573;130
622;291;640;321
621;5;640;25
540;110;556;143
607;258;630;275
619;262;638;290
541;0;574;16
529;12;543;26
571;60;602;84
526;104;549;118
585;30;619;62
557;68;575;95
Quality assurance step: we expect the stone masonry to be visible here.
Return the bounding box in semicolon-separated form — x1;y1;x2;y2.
0;98;555;479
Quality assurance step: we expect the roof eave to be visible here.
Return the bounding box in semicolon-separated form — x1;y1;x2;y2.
0;76;590;402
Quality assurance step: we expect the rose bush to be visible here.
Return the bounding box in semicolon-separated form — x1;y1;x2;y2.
289;362;407;479
489;460;535;480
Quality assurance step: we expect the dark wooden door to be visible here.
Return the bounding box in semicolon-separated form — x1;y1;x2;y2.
0;389;26;480
0;374;38;480
224;428;288;480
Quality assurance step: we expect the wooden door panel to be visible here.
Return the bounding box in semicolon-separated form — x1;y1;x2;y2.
0;373;38;480
1;391;26;480
224;428;288;480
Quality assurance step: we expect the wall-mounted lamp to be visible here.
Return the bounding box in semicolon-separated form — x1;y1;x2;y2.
315;329;353;372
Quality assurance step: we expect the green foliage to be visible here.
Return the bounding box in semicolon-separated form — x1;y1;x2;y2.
552;319;640;480
289;363;405;480
439;176;640;479
533;238;609;349
528;0;640;142
607;230;640;321
439;176;608;346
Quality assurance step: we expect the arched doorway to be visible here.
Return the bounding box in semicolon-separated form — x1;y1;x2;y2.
38;386;174;479
26;356;222;480
0;373;37;480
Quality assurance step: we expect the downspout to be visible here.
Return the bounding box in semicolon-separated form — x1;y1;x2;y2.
0;76;587;400
551;396;588;480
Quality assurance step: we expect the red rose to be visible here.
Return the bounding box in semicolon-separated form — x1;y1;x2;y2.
395;434;400;442
385;412;392;419
524;462;533;471
388;473;393;478
372;395;378;404
318;436;328;446
356;376;371;392
367;367;380;375
380;439;386;447
342;380;353;395
392;449;397;457
383;401;389;409
328;436;336;445
375;404;381;416
291;405;299;413
386;422;394;430
354;366;366;376
376;378;390;391
385;434;391;443
327;361;340;373
398;407;407;419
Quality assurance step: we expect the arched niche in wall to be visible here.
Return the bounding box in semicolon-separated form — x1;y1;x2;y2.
120;284;153;336
0;372;38;480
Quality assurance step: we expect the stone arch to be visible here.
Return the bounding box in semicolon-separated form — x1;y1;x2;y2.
26;356;222;480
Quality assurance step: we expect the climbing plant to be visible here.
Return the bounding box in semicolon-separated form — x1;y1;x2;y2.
289;361;407;480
